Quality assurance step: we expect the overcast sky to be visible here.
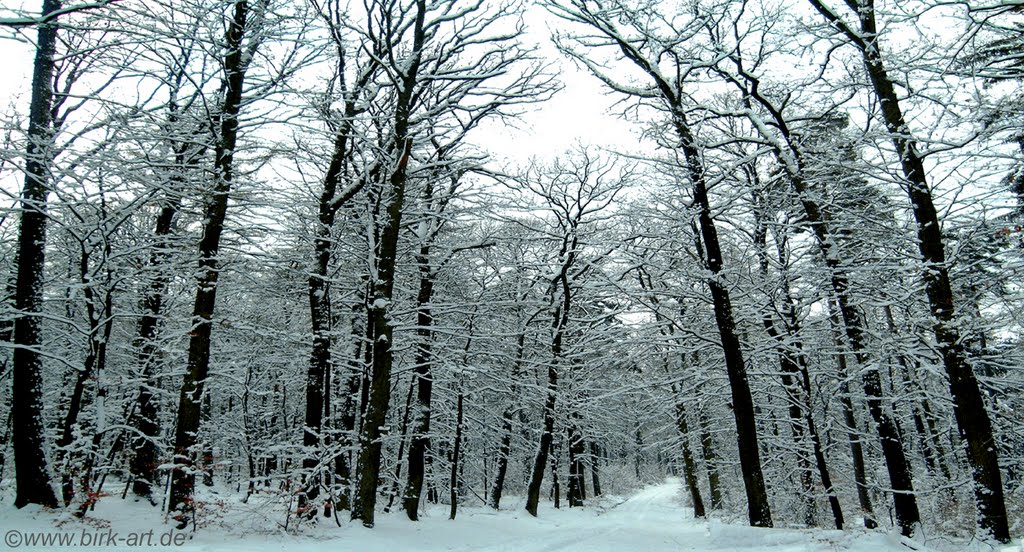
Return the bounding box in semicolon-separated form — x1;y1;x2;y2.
0;2;640;170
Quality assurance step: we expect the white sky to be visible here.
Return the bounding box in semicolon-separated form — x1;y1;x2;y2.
0;2;639;168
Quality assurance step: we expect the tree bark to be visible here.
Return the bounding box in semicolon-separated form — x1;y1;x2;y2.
566;419;587;507
350;0;427;526
698;411;723;511
448;391;464;520
12;0;63;510
403;242;436;520
674;399;706;519
168;1;252;525
549;438;561;509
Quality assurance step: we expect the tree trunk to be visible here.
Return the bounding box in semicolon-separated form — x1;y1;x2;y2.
668;105;771;527
351;0;427;526
335;307;365;511
801;2;1009;539
448;391;464;520
57;244;112;506
403;243;436;520
828;306;878;529
674;399;706;519
130;193;180;502
352;138;413;527
525;282;570;517
302;81;369;517
12;0;62;510
385;379;415;513
549;438;561;509
566;420;586;507
489;408;514;510
489;325;529;509
168;1;252;525
130;82;199;502
698;411;723;511
589;441;602;498
526;359;557;516
867;41;1007;534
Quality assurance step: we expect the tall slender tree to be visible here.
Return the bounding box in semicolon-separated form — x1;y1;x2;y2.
806;0;1010;541
547;0;772;527
168;0;258;525
10;0;64;510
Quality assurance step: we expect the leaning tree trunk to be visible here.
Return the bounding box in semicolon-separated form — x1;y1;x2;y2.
168;1;252;526
488;330;527;510
12;0;63;510
801;2;1009;539
683;132;772;527
525;265;572;517
673;397;706;519
620;30;772;527
736;54;919;534
792;157;917;536
850;6;1008;540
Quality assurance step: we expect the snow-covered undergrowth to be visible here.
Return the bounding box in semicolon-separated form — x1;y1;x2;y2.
0;478;1016;551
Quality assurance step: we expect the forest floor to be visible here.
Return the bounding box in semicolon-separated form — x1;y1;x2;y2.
0;478;1017;551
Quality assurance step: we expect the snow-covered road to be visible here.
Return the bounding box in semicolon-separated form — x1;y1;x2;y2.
198;478;934;552
3;478;964;551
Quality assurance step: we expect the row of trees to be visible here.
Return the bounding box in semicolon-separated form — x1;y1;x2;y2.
1;0;1021;544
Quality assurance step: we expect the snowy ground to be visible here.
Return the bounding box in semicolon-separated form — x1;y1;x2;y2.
1;478;1018;551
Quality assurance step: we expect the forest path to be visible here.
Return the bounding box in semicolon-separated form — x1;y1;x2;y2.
285;477;908;552
525;477;697;551
5;477;927;551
